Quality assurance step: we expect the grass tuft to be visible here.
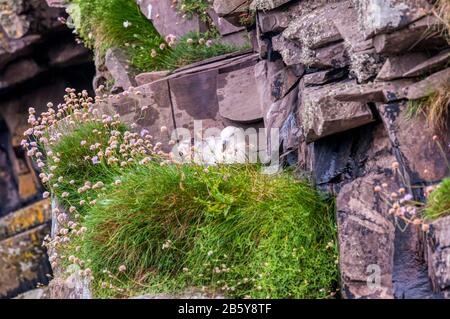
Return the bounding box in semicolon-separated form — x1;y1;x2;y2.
157;32;246;71
433;0;450;43
47;121;128;214
69;0;243;72
425;178;450;220
407;84;450;131
78;163;338;299
70;0;168;70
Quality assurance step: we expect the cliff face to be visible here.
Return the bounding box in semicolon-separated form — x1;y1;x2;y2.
6;0;450;299
0;0;94;298
100;0;450;299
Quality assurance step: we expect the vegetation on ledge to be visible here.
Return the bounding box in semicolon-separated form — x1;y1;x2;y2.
81;163;338;299
433;0;450;43
407;84;450;131
425;178;450;220
23;90;338;299
68;0;243;72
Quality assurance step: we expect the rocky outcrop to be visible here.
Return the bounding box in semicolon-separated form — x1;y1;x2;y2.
426;216;450;298
40;0;450;300
103;51;263;143
242;0;449;299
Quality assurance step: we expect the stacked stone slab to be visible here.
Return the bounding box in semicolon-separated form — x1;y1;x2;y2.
92;0;254;93
212;0;450;298
102;50;264;147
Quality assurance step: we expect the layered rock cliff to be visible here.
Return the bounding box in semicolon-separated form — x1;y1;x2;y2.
1;0;449;299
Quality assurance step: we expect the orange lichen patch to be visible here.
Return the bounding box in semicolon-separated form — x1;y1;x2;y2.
18;173;39;199
0;200;51;241
0;224;51;297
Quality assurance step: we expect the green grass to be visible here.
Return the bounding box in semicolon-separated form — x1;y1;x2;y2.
425;178;450;220
177;0;212;22
46;119;338;299
46;120;128;214
70;0;168;70
69;0;243;72
158;32;246;70
406;84;450;131
71;163;337;299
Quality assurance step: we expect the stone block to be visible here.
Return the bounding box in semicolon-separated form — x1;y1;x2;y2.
427;216;450;298
378;101;450;185
137;0;206;38
217;65;263;123
300;80;374;142
356;0;432;39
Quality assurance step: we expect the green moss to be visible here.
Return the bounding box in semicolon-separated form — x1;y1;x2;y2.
425;178;450;220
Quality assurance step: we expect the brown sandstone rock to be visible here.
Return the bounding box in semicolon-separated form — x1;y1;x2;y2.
0;34;41;69
356;0;432;39
0;224;51;298
251;0;292;11
378;101;450;185
271;34;303;66
0;0;62;39
254;59;285;114
303;69;348;86
426;216;450;298
337;124;398;299
137;0;206;38
257;7;290;34
376;53;429;81
104;47;137;91
270;66;301;101
300;80;374;142
171;51;258;78
0;59;42;90
213;0;251;26
0;200;50;241
334;79;414;103
373;15;447;55
312;41;350;69
217;65;263;123
402;68;450;100
337;173;396;299
403;50;450;78
349;48;385;83
169;69;225;132
283;2;347;50
135;71;170;86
